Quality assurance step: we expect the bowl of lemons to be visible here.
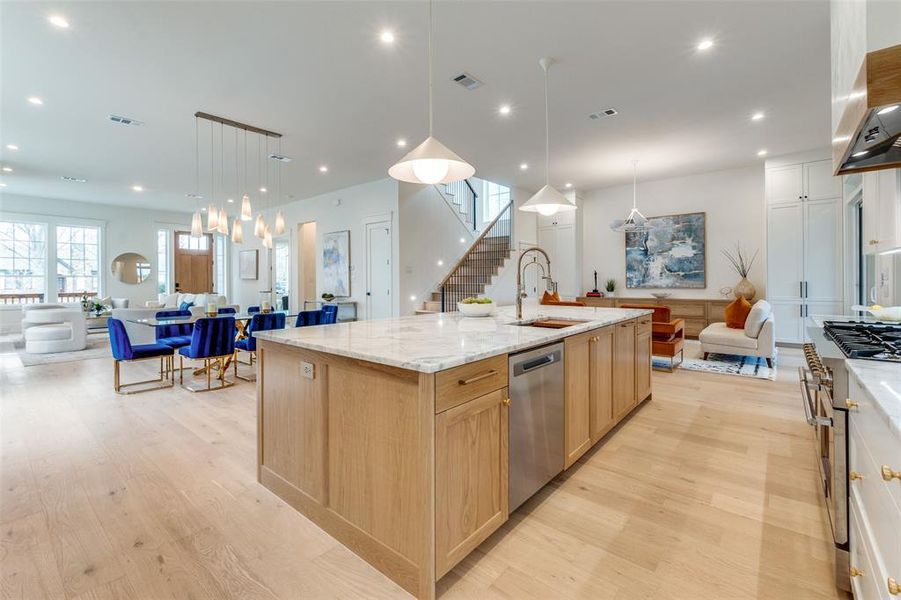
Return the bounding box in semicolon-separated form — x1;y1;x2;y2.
853;304;901;322
457;297;496;317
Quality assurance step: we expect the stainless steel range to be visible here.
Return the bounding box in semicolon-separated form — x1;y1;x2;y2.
800;319;901;592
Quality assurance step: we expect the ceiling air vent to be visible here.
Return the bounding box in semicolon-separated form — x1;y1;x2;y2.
268;154;292;162
60;176;86;183
452;72;484;91
589;108;618;120
108;114;144;127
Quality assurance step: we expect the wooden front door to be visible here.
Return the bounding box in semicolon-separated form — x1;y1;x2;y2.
174;231;213;293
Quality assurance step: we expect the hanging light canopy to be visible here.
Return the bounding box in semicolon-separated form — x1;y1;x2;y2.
231;217;243;243
388;0;474;185
609;160;654;233
520;58;576;217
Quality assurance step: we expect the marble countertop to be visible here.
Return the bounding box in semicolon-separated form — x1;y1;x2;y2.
846;360;901;441
254;304;653;373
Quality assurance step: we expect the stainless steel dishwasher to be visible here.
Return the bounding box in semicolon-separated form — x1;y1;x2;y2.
508;342;565;511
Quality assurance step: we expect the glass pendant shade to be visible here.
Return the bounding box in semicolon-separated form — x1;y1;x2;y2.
217;208;229;235
206;203;219;230
274;211;286;236
190;211;203;237
241;195;252;221
389;136;474;185
263;226;273;249
231;217;243;243
254;214;265;238
520;184;577;216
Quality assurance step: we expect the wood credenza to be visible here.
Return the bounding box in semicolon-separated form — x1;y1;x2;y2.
575;296;732;338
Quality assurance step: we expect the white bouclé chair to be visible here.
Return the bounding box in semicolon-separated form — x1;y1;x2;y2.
22;306;87;353
699;299;776;368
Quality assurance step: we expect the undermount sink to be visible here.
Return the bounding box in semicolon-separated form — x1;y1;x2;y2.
511;318;590;329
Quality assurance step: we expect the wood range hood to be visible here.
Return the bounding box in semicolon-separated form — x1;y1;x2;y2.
833;43;901;175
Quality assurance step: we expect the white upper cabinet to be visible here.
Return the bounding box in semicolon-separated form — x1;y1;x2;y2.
863;168;901;255
766;164;804;205
803;198;844;303
767;203;804;300
804;159;843;201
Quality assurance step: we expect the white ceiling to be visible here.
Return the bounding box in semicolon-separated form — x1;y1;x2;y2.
1;1;831;213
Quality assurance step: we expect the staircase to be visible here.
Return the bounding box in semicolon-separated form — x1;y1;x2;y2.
417;201;514;314
437;179;479;231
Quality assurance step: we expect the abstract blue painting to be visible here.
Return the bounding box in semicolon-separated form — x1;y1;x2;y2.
625;212;706;289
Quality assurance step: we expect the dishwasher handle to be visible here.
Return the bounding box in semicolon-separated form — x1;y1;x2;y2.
512;348;562;377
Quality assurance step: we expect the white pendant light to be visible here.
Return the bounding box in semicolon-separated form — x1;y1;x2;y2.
275;210;285;236
609;160;654;233
388;0;474;185
218;207;229;235
207;203;219;230
241;195;252;221
232;217;243;243
254;214;265;239
519;58;575;216
263;225;273;249
191;212;203;238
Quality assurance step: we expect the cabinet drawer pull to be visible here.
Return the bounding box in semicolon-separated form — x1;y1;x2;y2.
889;577;900;596
590;336;599;342
850;471;864;481
850;567;865;578
881;465;901;482
458;370;498;385
845;399;859;409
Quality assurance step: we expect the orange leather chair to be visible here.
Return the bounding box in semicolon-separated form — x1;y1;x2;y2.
540;291;586;307
620;304;685;371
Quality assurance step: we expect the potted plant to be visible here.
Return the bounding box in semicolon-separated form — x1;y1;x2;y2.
605;278;617;298
722;243;758;301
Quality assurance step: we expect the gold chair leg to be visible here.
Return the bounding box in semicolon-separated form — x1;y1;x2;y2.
114;360;120;392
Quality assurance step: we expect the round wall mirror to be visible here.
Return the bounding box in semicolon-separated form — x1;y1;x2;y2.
111;252;151;284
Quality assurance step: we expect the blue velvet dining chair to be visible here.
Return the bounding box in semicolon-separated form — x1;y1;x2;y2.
247;306;260;314
321;304;338;324
295;309;325;327
217;307;236;314
155;309;193;349
178;317;236;392
234;312;286;381
108;318;175;394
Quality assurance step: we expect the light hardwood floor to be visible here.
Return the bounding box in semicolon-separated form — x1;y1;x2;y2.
1;340;848;599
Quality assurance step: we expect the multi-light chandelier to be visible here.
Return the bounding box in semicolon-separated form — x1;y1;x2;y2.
189;112;284;249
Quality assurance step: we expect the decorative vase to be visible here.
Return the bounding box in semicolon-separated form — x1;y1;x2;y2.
733;277;756;302
606;291;616;298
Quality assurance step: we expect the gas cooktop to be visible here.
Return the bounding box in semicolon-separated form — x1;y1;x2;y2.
822;321;901;362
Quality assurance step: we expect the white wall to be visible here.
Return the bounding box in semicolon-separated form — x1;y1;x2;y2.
229;178;400;319
580;165;766;299
483;186;538;306
0;192;192;332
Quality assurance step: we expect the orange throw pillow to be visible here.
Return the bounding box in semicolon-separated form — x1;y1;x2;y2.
540;291;555;305
725;296;752;329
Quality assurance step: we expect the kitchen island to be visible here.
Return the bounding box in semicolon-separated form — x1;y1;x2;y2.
253;304;653;599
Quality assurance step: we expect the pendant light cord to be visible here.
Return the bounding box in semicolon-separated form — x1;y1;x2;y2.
210;121;214;204
220;123;224;213
427;0;433;136
632;160;638;210
194;116;199;210
244;129;248;195
544;63;550;185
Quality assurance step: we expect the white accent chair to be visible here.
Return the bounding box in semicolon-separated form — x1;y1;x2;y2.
22;306;87;353
699;299;776;368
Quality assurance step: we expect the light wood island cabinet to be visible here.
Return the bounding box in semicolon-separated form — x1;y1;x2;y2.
256;313;652;599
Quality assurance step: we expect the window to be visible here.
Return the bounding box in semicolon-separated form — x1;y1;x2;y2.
178;233;208;250
157;229;169;294
56;225;100;296
0;221;47;299
483;181;511;224
214;234;227;296
274;237;290;301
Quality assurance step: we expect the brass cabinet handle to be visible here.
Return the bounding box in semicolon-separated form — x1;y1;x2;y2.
882;465;901;482
589;335;599;342
502;397;511;407
850;567;865;578
889;577;900;596
846;399;859;409
869;239;880;245
458;370;498;385
850;471;864;481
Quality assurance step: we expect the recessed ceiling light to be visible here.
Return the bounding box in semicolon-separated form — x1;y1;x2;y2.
437;260;444;266
48;14;69;28
202;207;207;212
499;104;511;116
2;167;13;172
565;182;573;188
409;295;417;301
459;237;465;243
380;30;395;44
319;165;328;173
0;182;6;187
751;112;765;121
697;39;714;51
61;176;86;183
27;97;43;105
131;184;144;192
852;150;869;157
5;144;18;151
877;104;898;115
227;198;234;203
259;187;267;193
757;149;767;157
520;163;528;170
396;138;407;148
